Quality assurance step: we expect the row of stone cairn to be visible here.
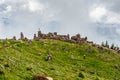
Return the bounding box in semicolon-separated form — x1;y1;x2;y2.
19;29;120;54
33;30;87;43
32;29;88;44
11;29;88;44
9;29;120;54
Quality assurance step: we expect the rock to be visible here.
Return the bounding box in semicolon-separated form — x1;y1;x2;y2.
114;64;119;69
33;34;37;40
117;50;120;54
26;67;32;71
51;42;57;45
20;32;24;40
70;55;75;60
65;47;70;51
89;70;95;74
83;54;86;59
40;40;44;45
46;55;52;61
38;52;42;56
33;75;53;80
54;32;57;35
46;77;53;80
55;48;60;53
50;67;55;70
79;67;85;71
12;36;16;40
97;46;103;50
87;46;92;53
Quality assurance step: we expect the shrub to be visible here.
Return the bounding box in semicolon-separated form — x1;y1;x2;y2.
4;63;9;67
26;67;32;71
78;72;85;78
0;71;4;75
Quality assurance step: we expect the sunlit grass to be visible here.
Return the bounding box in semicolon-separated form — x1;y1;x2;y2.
0;39;119;80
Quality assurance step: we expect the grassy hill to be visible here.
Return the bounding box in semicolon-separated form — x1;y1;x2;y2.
0;39;120;80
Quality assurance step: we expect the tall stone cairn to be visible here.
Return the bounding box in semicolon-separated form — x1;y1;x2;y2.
34;34;37;40
67;34;70;40
76;34;80;39
13;36;16;40
38;29;42;38
20;32;24;40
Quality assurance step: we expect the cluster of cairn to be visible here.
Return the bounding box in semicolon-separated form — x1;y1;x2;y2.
10;29;120;54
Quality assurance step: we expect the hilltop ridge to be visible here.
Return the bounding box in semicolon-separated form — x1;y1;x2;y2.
10;29;120;55
0;30;120;80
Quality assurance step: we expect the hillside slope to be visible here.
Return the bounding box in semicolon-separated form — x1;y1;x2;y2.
0;39;120;80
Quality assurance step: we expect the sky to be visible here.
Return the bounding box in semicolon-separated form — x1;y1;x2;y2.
0;0;120;46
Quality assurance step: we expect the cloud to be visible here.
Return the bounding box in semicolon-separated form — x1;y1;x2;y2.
0;5;12;14
0;0;55;39
89;5;120;24
22;0;45;12
89;6;107;22
0;0;5;4
105;11;120;24
0;0;120;46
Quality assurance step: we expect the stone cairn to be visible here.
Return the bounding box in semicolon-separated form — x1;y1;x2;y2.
16;29;87;44
20;32;24;40
12;36;16;40
6;29;120;54
19;32;28;41
33;29;87;44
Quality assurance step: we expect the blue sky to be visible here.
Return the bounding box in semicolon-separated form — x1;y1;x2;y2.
0;0;120;46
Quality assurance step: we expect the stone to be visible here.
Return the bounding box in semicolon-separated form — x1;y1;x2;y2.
114;64;119;69
33;75;53;80
34;34;37;40
38;52;42;56
12;36;16;40
20;32;24;40
83;54;86;59
70;55;75;60
46;55;52;61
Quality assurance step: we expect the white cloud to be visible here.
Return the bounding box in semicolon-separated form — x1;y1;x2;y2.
89;4;120;24
0;23;3;32
27;0;44;12
105;11;120;24
4;5;12;13
0;0;120;46
116;28;120;34
0;0;5;4
90;6;107;22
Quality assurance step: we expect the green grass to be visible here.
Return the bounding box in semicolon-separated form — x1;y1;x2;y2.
0;39;120;80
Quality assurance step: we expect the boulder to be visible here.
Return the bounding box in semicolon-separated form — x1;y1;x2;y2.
33;75;53;80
